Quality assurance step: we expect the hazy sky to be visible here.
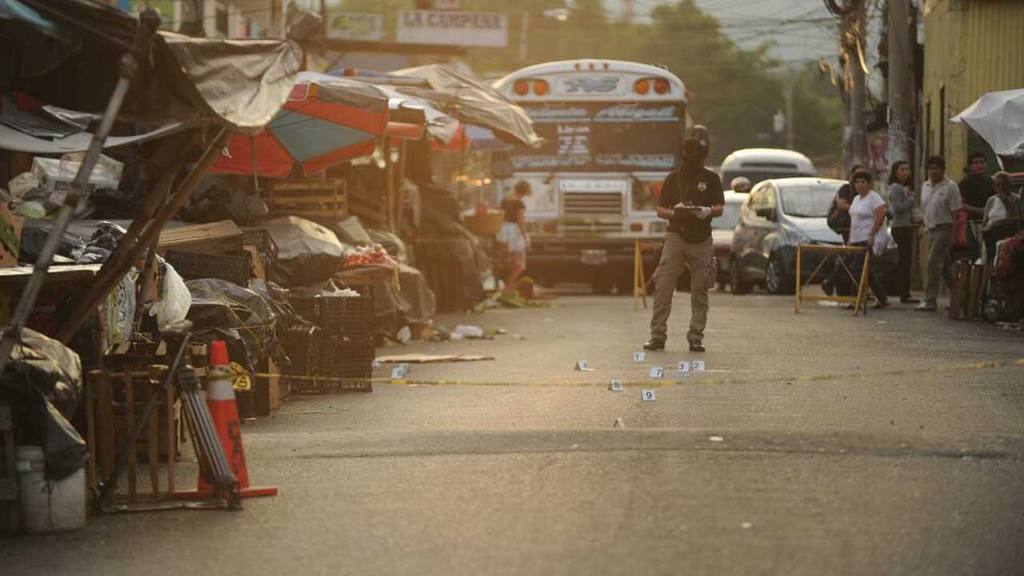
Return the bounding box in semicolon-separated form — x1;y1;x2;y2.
608;0;844;69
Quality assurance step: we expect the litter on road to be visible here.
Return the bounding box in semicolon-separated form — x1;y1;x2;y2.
375;354;495;364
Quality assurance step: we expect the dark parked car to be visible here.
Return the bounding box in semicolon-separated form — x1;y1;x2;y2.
731;178;847;295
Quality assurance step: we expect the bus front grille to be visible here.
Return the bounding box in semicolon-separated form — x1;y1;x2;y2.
563;192;623;216
561;221;623;235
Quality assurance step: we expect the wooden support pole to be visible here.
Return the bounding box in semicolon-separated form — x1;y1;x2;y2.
57;127;230;343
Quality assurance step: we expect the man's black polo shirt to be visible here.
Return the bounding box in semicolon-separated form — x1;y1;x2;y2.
658;166;724;243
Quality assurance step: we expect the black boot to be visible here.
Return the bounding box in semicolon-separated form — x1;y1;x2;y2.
643;339;665;351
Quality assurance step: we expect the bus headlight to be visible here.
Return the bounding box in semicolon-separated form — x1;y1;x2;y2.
631;180;662;212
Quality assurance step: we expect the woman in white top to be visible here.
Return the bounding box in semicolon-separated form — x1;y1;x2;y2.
848;169;890;308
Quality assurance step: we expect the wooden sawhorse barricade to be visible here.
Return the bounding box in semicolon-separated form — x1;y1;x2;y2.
795;244;872;315
633;239;663;310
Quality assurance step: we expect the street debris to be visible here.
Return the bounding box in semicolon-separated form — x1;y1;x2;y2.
613;417;625;428
390;364;410;380
709;436;724;442
376;353;494;364
452;324;486;339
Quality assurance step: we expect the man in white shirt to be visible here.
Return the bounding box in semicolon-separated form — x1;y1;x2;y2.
916;155;962;311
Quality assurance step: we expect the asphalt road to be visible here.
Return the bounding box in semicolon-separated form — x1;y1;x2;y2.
3;290;1023;575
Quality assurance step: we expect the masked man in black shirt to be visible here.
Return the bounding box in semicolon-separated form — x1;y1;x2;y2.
644;135;724;352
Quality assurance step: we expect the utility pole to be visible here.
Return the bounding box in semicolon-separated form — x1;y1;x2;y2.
887;0;912;166
785;81;795;150
848;2;868;170
519;12;529;64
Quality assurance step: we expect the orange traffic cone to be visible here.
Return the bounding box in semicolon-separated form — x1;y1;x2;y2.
175;341;277;500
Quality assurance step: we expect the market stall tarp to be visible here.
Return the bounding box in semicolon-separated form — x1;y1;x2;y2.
951;88;1024;158
0;98;185;153
212;72;389;178
3;0;306;132
374;84;460;144
391;64;541;148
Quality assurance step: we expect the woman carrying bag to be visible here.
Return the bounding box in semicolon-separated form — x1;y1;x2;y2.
848;169;890;309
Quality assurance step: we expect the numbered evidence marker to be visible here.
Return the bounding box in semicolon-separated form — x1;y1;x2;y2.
649;366;664;379
677;361;691;376
641;389;657;402
609;379;624;392
692;360;706;373
391;364;409;380
575;360;595;372
634;351;646;363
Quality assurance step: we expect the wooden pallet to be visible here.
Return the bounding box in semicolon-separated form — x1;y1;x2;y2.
265;178;348;220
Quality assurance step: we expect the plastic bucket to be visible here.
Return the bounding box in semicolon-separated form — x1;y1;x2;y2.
16;446;86;533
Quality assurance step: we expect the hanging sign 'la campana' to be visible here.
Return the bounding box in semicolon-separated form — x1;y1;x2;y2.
397;10;508;47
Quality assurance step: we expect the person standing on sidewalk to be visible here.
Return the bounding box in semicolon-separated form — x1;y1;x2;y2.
959;152;995;222
822;164;864;296
917;155;961;312
644;136;724;353
496;180;532;292
848;169;889;309
887;160;919;304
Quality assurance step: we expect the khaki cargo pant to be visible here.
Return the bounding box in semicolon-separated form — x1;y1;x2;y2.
924;223;953;305
650;234;715;345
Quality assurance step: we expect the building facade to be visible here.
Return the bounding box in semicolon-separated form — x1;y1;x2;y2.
921;0;1024;178
115;0;297;38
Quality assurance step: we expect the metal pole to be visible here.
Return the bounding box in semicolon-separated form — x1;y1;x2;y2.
0;9;161;377
888;0;912;166
56;127;230;343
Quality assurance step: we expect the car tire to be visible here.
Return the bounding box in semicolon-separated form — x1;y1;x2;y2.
765;254;794;295
730;257;751;295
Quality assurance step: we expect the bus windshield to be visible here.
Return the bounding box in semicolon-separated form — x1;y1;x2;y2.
511;102;684;172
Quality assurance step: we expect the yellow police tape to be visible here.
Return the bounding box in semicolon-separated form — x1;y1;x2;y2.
247;356;1024;389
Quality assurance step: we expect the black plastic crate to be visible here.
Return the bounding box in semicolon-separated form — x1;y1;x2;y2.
290;292;374;337
241;228;279;261
165;250;251;286
280;325;321;376
318;336;374;377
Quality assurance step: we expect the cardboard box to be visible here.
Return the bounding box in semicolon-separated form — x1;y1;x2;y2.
30;155;123;205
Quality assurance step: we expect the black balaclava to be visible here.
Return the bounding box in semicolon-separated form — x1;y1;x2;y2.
680;137;705;174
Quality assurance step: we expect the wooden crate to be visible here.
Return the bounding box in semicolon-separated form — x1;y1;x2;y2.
87;368;181;504
266;178;347;220
252;357;285;417
346;186;388;228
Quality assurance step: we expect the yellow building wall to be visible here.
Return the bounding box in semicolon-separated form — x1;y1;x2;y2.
923;0;1024;179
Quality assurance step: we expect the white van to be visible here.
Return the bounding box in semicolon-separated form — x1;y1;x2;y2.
720;148;816;190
